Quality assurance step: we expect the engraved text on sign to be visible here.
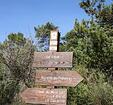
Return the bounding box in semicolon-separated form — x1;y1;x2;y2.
20;88;67;105
33;52;73;68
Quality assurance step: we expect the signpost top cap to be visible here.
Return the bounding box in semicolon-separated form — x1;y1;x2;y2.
50;29;59;32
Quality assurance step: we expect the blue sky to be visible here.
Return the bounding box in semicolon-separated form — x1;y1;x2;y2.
0;0;89;42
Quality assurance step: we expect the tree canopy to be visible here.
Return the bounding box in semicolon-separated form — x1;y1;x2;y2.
34;22;58;51
0;33;34;105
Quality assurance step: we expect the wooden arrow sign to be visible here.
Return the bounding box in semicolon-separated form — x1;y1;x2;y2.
20;88;67;105
35;70;83;87
32;52;73;68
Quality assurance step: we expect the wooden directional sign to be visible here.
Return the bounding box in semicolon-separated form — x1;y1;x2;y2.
20;30;84;105
20;88;67;105
33;52;73;68
35;70;83;87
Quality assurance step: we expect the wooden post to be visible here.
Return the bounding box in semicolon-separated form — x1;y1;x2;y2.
47;30;60;105
49;30;60;52
48;30;60;72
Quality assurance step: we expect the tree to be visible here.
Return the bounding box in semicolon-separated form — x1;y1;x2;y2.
67;66;113;105
34;22;58;51
7;32;26;45
80;0;113;26
0;33;34;105
60;1;113;105
79;0;105;17
62;19;113;77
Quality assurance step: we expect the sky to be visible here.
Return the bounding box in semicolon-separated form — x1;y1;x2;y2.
0;0;89;42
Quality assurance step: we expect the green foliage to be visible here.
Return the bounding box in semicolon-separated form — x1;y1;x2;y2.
62;19;113;77
0;33;34;105
98;4;113;26
79;0;105;17
34;22;58;37
80;0;113;26
1;33;34;84
34;22;58;51
61;1;113;103
8;33;26;45
67;66;113;105
0;62;20;105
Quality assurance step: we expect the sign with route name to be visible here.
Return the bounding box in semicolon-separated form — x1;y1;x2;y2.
35;70;83;87
32;52;73;68
20;88;67;105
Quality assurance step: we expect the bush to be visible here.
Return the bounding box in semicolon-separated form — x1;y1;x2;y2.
67;66;113;105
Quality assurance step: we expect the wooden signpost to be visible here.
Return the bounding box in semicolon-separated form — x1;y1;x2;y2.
20;30;83;105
